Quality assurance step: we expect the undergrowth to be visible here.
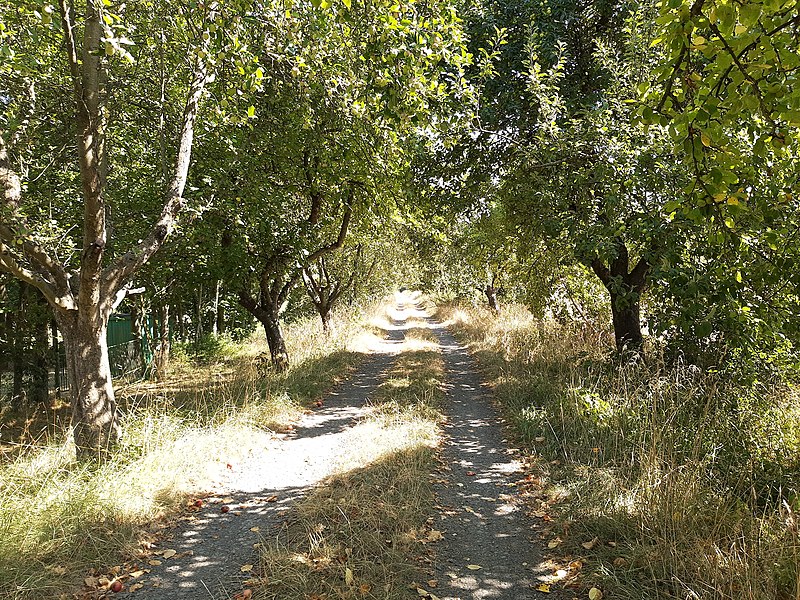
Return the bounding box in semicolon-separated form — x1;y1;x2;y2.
0;305;379;600
441;302;800;600
256;300;446;599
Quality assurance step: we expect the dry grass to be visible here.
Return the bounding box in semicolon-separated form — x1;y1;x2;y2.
440;302;800;600
255;299;447;600
0;304;380;600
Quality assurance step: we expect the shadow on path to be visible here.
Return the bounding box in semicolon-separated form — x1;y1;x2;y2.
121;315;408;599
425;311;557;600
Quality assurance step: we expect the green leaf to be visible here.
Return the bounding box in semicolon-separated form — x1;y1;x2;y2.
696;321;713;338
247;105;255;118
343;0;352;8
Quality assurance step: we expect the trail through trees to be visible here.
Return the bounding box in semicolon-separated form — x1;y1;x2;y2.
118;301;556;599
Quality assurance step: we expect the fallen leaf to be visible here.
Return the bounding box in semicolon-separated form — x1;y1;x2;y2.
128;570;146;579
536;584;551;593
581;537;599;550
588;587;603;600
240;564;253;572
162;549;177;559
84;576;99;588
547;538;561;549
358;583;371;595
345;567;354;586
466;564;482;570
606;541;617;547
426;530;443;542
534;437;546;443
613;557;627;567
266;495;278;502
427;579;438;588
222;497;234;503
147;560;162;566
250;527;260;533
554;569;568;578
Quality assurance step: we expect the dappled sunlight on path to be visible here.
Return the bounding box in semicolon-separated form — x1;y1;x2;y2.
427;313;559;599
121;306;410;599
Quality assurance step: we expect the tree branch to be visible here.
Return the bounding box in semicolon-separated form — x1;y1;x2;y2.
103;51;209;299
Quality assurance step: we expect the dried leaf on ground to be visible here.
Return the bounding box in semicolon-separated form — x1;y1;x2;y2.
536;583;551;592
240;564;253;573
426;530;443;542
162;549;177;559
466;564;482;570
588;587;603;600
581;537;599;550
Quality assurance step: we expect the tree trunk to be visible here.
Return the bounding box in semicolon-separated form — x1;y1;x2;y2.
212;279;222;336
52;320;62;396
484;285;500;313
261;314;289;372
319;306;333;334
153;303;171;380
195;284;204;345
130;301;144;375
29;293;51;404
590;238;650;357
11;286;24;409
609;292;643;353
57;312;121;458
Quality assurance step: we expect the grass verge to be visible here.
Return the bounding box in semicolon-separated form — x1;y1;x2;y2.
440;302;800;600
255;301;447;600
0;305;381;600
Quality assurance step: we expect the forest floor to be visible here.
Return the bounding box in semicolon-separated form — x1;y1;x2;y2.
109;296;564;599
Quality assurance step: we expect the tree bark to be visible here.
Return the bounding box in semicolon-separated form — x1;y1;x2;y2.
212;279;222;335
261;313;289;372
56;310;121;457
589;238;650;355
484;285;500;313
11;285;24;408
238;287;290;372
30;289;51;404
609;292;643;352
52;320;62;396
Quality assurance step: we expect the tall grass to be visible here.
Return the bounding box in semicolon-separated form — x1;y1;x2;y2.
441;303;800;600
0;304;380;599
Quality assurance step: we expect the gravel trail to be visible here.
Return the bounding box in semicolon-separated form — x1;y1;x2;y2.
121;322;405;599
427;315;560;600
118;301;559;599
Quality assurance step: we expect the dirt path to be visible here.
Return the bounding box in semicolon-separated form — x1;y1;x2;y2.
427;315;558;600
119;302;557;599
121;323;405;599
